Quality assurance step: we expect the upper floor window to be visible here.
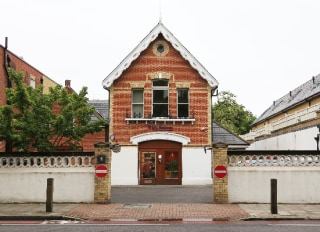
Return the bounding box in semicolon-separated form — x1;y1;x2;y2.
30;78;35;88
152;80;168;117
177;89;189;118
132;89;144;118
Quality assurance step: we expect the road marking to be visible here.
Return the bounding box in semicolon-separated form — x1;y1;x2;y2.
183;218;213;222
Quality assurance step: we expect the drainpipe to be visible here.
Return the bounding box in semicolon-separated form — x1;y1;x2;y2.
104;86;110;142
211;85;218;144
4;37;12;94
211;86;218;121
3;37;12;152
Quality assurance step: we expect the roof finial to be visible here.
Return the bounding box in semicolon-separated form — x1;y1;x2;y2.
159;0;162;24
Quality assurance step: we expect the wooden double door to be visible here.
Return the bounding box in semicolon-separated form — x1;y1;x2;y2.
139;140;182;185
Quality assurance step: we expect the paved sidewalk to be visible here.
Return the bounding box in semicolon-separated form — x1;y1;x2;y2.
1;185;320;221
240;204;320;220
66;203;248;221
0;203;78;220
1;203;320;221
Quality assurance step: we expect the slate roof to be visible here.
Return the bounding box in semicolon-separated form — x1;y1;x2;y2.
102;22;218;89
88;100;109;122
212;121;249;146
252;74;320;126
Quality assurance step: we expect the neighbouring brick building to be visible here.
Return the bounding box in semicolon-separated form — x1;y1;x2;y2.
102;22;220;185
0;39;48;105
0;38;51;151
0;38;106;152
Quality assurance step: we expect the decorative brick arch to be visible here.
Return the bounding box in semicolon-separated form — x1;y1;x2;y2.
130;132;190;145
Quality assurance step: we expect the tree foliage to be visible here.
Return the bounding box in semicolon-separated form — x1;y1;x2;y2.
0;68;106;152
212;91;256;135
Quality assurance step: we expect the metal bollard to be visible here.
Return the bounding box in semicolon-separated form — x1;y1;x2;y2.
270;178;278;214
46;178;54;212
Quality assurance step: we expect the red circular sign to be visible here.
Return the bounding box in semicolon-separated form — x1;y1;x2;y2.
214;165;227;179
95;165;108;178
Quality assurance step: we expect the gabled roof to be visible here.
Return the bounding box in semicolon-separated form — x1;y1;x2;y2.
102;22;218;89
212;121;249;147
252;74;320;126
88;100;109;121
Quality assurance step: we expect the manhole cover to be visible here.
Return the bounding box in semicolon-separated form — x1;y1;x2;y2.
122;204;151;209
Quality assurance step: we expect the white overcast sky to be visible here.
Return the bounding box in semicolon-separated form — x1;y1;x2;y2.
1;0;320;117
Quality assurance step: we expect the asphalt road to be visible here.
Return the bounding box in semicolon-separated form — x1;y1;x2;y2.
1;220;320;232
110;185;213;204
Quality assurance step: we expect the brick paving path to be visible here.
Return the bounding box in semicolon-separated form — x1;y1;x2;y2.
66;204;249;221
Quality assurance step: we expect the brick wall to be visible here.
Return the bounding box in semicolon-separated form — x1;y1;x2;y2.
82;130;107;151
0;47;8;105
109;35;211;145
94;142;112;203
212;143;228;203
0;46;47;152
0;46;46;105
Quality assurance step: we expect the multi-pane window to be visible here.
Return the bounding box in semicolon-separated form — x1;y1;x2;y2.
152;80;169;117
177;89;189;118
132;89;144;118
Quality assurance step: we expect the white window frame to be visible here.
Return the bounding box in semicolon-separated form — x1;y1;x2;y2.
177;89;189;118
152;80;169;118
132;89;144;118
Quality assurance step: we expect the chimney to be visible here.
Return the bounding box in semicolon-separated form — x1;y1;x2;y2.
65;80;71;88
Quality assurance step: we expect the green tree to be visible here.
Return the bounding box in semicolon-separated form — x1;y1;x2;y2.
0;68;106;152
212;91;256;135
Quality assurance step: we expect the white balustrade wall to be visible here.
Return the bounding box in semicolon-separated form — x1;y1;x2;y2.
228;151;320;203
2;151;320;204
0;153;95;203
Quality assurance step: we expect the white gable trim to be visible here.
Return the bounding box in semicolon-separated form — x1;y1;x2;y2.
102;23;218;89
130;132;190;145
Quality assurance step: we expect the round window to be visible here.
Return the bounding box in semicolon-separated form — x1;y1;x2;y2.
157;44;165;53
153;40;169;56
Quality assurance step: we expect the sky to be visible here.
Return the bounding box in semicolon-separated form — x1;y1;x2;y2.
1;0;320;117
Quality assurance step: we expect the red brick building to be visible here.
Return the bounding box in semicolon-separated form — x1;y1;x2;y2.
0;38;106;152
0;39;46;151
102;23;219;185
0;39;45;106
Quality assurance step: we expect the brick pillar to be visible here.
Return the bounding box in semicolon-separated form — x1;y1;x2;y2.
212;142;228;203
94;142;112;204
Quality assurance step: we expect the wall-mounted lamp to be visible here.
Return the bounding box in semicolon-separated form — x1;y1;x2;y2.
158;154;162;163
111;144;121;153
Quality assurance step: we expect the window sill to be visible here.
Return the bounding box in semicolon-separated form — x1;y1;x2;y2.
125;118;195;125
